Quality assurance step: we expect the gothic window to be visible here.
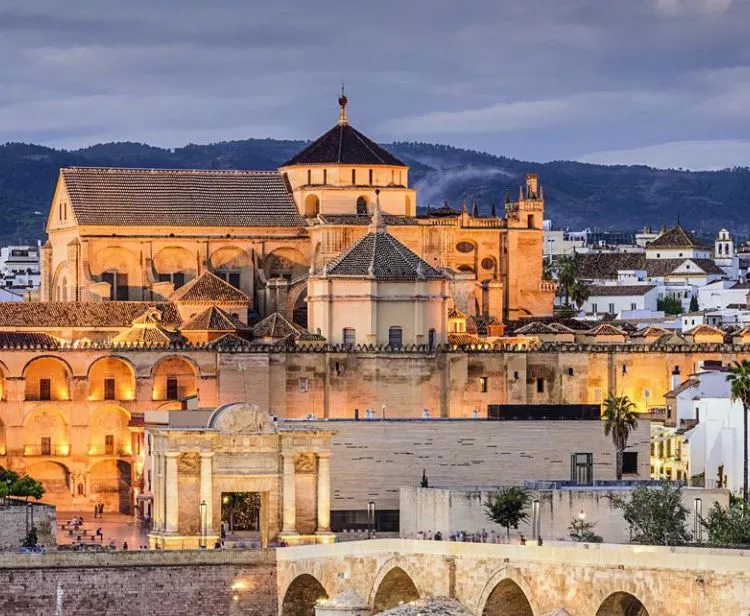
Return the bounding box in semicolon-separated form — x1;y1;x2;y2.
356;196;368;215
102;271;128;300
388;326;403;347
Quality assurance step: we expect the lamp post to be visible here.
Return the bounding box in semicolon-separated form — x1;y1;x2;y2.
693;498;703;543
367;501;376;539
199;500;207;549
531;500;540;540
25;502;32;535
578;510;586;521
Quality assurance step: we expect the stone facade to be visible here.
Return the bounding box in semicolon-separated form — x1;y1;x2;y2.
0;549;276;616
0;501;56;551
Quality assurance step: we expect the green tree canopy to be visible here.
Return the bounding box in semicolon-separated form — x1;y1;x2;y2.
484;486;531;538
702;501;750;545
615;483;690;546
602;395;639;480
10;475;45;502
727;359;750;511
568;517;603;543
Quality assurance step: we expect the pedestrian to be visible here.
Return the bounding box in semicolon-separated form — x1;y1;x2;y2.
93;505;98;519
213;539;222;549
95;527;103;542
99;503;104;517
122;541;128;550
537;536;543;546
434;531;442;541
519;534;526;545
482;529;488;543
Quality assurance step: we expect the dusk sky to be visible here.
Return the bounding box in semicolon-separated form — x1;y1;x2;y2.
2;0;750;169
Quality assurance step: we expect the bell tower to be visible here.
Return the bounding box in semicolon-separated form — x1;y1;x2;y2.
506;174;544;230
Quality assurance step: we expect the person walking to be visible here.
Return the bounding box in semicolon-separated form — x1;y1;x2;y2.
122;541;128;550
93;505;98;519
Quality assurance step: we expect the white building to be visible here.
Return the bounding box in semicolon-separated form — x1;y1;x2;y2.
698;280;749;310
0;243;41;297
714;228;739;279
582;284;659;316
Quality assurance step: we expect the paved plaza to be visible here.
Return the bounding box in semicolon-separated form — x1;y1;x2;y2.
56;511;149;550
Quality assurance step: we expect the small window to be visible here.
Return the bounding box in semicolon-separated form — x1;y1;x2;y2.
166;377;179;401
513;371;519;380
630;303;637;311
356;197;367;215
479;377;488;393
428;329;436;349
592;303;598;313
148;470;152;491
323;169;327;184
527;214;534;229
104;378;116;401
298;377;309;393
536;378;545;394
351;169;356;184
481;257;495;270
369;169;373;185
567;367;574;376
39;378;51;401
307;169;311;185
41;437;51;456
622;451;638;475
388;326;403;347
456;242;474;254
105;434;115;455
592;387;603;404
343;328;356;346
608;303;615;314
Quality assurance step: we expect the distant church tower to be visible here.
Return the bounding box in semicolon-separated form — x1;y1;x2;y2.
714;228;739;278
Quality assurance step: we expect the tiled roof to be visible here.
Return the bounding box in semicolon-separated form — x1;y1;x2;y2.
171;272;249;303
585;324;626;336
507;317;592;333
282;124;405;167
448;333;481;345
112;322;181;346
317;214;419;226
448;307;467;319
575;253;724;280
648;225;708;249
181;305;248;331
0;301;180;328
515;321;554;335
587;285;656;297
634;326;671;338
206;333;253;349
687;324;725;337
324;231;443;280
61;167;304;227
251;312;305;339
0;332;62;347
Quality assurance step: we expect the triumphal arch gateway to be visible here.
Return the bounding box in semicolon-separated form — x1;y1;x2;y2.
147;403;335;548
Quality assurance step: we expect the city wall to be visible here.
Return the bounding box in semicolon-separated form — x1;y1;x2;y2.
0;501;56;551
399;485;729;543
0;549;276;616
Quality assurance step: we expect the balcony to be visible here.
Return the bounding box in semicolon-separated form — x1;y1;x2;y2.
21;444;70;457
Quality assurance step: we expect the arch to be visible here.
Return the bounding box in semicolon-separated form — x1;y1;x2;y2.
88;406;132;456
371;566;420;613
51;262;69;302
25;460;71;499
153;246;198;287
476;569;539;616
292;287;308;328
23;356;73;401
356;195;369;215
304;194;320;218
281;574;328;616
87;356;136;401
596;592;650;616
89;459;132;514
0;417;5;455
151;355;199;402
89;246;138;276
263;248;309;281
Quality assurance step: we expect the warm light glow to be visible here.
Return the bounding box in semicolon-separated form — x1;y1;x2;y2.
59;443;70;456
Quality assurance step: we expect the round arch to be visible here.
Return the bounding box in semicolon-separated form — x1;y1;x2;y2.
153;245;198;276
22;354;73;379
476;569;539;616
281;574;328;616
596;592;650;616
148;354;200;379
23;356;73;402
25;460;71;497
263;248;309;281
89;246;138;276
369;559;424;614
88;405;132;457
87;356;137;401
89;459;133;514
51;262;69;302
304;194;320;218
356;195;369;215
151;355;200;402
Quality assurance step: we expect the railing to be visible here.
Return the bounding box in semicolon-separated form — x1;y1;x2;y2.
21;445;70;457
539;281;558;292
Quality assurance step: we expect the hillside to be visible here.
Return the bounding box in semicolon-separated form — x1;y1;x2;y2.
1;138;749;243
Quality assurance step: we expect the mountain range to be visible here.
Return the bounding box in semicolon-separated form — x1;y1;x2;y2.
1;138;749;243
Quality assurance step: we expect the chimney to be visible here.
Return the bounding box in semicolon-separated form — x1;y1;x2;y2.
671;367;681;391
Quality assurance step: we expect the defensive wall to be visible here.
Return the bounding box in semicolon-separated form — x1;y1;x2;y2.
277;538;750;616
0;549;276;616
0;501;56;551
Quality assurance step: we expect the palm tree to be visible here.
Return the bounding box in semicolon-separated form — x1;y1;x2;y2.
727;360;750;513
602;395;639;480
555;255;576;305
569;280;591;310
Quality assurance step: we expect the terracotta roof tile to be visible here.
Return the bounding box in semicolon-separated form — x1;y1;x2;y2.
181;305;249;331
62;167;304;227
0;301;180;328
251;312;305;339
0;332;62;347
587;284;656;297
648;225;708;249
171;272;249;303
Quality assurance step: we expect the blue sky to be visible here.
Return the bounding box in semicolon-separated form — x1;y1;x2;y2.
1;0;750;169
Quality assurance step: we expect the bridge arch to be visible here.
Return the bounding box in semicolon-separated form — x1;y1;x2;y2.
476;568;539;616
596;591;650;616
281;573;329;616
370;560;421;613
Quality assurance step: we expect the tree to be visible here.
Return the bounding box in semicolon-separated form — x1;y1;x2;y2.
420;469;429;488
484;486;531;538
657;296;684;315
21;526;38;548
555;255;576;305
702;501;750;545
0;468;19;505
568;517;603;543
727;359;750;513
602;395;639;480
569;280;590;310
10;475;45;502
615;482;690;545
689;295;699;312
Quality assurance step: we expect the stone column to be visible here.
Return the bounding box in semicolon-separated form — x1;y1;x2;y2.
199;452;214;534
316;453;331;534
152;454;162;531
281;453;297;535
164;452;179;533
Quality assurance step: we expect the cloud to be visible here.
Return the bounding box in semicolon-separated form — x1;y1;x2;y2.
578;139;750;170
655;0;734;15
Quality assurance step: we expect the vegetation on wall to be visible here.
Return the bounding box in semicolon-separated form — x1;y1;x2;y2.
484;486;531;539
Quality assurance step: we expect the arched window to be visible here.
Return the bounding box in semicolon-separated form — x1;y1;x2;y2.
388;326;403;347
356;196;368;215
304;195;320;217
342;328;356;346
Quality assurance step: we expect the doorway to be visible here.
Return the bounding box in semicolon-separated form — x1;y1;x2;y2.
222;492;261;535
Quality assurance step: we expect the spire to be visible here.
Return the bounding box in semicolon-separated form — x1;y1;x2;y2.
369;188;386;234
461;201;468;214
504;190;510;204
471;201;479;218
338;83;348;126
491;202;497;217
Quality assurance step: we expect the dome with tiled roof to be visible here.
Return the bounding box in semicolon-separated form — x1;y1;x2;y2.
171;271;249;303
281;95;406;168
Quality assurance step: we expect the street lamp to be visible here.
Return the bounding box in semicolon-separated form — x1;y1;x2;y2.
199;500;207;549
578;510;586;521
367;501;376;539
531;500;540;540
693;498;703;543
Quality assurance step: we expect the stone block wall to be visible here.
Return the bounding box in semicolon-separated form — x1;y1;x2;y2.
0;502;56;551
0;550;276;616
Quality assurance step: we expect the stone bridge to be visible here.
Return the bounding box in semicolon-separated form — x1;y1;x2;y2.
277;539;750;616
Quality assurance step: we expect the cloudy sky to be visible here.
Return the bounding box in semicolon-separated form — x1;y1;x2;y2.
2;0;750;169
